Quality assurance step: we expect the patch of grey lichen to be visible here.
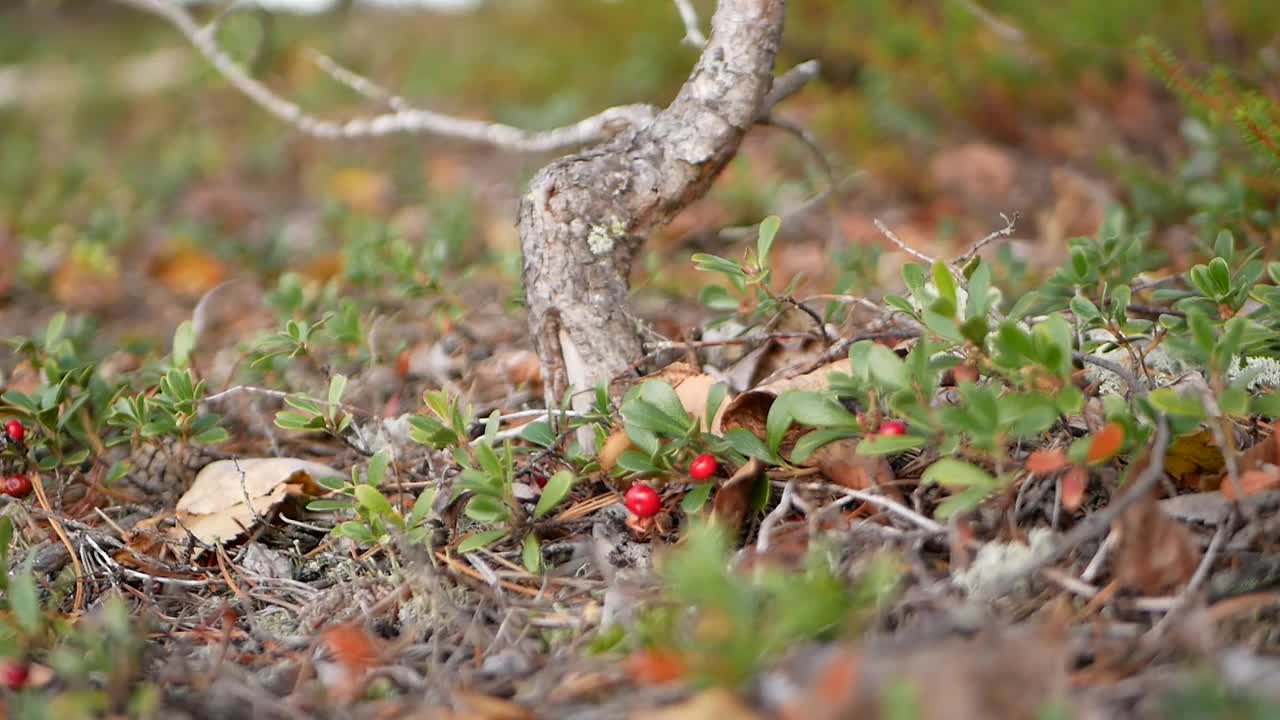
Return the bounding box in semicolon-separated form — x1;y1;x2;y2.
587;217;627;256
1083;343;1185;397
1227;356;1280;391
1084;342;1280;397
952;527;1057;600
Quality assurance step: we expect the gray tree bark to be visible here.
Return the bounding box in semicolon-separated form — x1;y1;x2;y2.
519;0;788;415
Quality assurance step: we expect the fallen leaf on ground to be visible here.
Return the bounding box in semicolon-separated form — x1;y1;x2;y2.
148;243;228;298
1111;491;1201;595
169;458;340;548
448;692;534;720
710;457;764;532
1164;428;1226;488
1221;467;1280;500
632;688;763;720
810;439;894;493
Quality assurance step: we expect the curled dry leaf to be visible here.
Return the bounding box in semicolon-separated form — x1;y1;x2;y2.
1165;428;1227;489
714;359;850;437
632;688;764;720
811;439;894;494
1221;467;1280;500
1111;491;1202;595
710;457;765;532
169;458;340;548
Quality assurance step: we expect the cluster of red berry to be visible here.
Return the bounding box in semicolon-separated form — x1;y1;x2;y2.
2;419;31;498
622;421;909;520
623;452;718;519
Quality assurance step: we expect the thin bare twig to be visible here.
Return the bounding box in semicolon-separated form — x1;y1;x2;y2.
756;480;795;555
1075;351;1146;396
874;218;935;264
671;0;708;47
113;0;657;150
954;212;1019;266
795;482;947;535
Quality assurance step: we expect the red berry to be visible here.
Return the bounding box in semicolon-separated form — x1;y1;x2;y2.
4;420;23;443
688;453;718;482
0;659;28;690
878;420;908;436
625;484;661;518
1;475;31;498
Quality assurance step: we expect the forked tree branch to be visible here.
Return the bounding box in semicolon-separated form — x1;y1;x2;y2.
112;0;657;152
117;0;814;427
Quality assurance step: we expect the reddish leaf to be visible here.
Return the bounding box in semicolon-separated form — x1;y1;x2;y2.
625;648;687;686
1221;467;1280;500
1026;448;1068;475
1060;466;1088;512
321;623;381;675
1087;422;1125;465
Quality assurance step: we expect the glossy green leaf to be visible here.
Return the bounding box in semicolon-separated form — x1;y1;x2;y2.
534;470;575;519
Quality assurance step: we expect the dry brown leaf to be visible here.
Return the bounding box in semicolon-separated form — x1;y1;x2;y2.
148;244;228;298
1086;422;1125;464
1026;448;1068;475
1240;421;1280;467
598;431;636;474
1060;466;1088;512
449;692;535;720
51;256;124;310
810;439;894;492
1165;428;1227;488
631;688;763;720
500;349;543;390
710;457;764;532
1111;491;1201;595
170;458;340;546
1221;467;1280;500
716;359;851;437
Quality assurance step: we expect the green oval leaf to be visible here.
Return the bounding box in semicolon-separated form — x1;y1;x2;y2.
458;528;509;554
534;470;575;519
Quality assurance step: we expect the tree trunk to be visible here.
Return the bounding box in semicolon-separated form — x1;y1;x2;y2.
519;0;787;419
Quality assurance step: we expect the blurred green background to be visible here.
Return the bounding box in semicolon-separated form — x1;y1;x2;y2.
1;0;1278;350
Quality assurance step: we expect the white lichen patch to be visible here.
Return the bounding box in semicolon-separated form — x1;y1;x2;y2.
587;217;627;256
1083;338;1183;398
952;527;1057;600
1227;356;1280;392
